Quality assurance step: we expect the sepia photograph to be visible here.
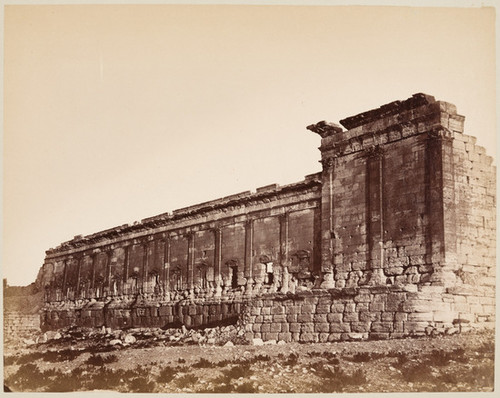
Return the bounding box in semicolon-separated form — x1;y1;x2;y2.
2;0;496;394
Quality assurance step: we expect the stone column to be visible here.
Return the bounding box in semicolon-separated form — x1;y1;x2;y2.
123;245;130;294
105;248;113;295
75;254;82;298
62;259;69;300
213;227;222;297
426;129;457;285
187;232;195;290
320;157;335;288
163;236;171;293
244;219;254;292
280;212;290;293
367;146;385;285
141;241;149;294
89;253;96;297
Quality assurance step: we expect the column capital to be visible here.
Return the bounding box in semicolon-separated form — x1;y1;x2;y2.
366;144;385;159
320;157;335;169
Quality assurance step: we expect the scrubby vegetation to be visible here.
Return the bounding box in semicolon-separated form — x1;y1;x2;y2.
3;328;494;393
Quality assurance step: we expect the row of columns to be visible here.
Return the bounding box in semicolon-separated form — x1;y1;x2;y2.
53;212;293;300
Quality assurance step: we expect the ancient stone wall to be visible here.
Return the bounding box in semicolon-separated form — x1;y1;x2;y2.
38;94;496;339
4;312;41;339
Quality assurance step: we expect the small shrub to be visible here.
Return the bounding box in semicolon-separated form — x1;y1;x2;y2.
350;352;371;362
214;359;230;367
178;358;186;364
85;353;118;366
4;356;16;366
459;364;494;389
42;349;82;363
46;373;83;392
400;361;433;383
283;352;299;366
426;350;452;367
5;363;46;391
157;366;177;383
224;363;252;380
396;353;409;366
176;373;198;389
235;381;257;393
316;366;367;393
128;377;156;393
254;354;271;362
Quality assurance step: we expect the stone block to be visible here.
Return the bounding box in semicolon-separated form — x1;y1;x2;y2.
313;314;327;323
354;294;371;303
301;304;315;314
316;305;331;314
314;323;330;333
278;332;292;342
286;314;297;322
381;312;395;322
286;306;301;315
370;322;393;332
330;322;350;333
301;323;315;333
331;303;345;313
403;321;429;334
360;311;380;322
262;332;279;341
395;312;407;321
289;323;301;333
261;323;271;333
327;313;343;323
270;323;282;333
251;306;261;316
252;323;261;333
262;307;271;315
328;333;342;342
318;332;329;343
355;302;369;312
299;332;316;343
369;302;385;312
343;312;359;322
271;306;285;315
350;322;370;333
273;314;286;323
297;314;313;323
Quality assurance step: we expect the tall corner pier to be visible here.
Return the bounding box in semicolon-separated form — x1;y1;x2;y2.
37;93;495;343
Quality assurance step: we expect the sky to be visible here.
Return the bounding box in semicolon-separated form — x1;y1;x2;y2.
3;2;497;286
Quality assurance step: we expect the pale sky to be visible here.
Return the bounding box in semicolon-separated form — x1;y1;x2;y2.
3;3;496;286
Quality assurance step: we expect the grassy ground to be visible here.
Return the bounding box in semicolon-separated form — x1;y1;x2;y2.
4;328;494;393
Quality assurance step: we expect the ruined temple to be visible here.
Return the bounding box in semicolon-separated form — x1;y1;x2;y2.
37;94;496;342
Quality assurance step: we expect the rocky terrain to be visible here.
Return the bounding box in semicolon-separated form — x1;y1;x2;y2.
3;325;494;393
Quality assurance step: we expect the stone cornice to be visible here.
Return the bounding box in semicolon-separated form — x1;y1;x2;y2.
45;175;322;258
339;93;436;130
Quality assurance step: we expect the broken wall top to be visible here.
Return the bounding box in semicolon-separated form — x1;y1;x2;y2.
309;93;466;158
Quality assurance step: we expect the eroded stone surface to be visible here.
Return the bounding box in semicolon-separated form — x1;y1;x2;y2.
29;94;495;343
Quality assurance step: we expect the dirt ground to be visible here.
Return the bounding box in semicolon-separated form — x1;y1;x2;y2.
3;327;495;393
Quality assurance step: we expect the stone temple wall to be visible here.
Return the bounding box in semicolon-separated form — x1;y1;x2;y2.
38;94;496;341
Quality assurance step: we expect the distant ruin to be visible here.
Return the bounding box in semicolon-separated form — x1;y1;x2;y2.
36;94;495;342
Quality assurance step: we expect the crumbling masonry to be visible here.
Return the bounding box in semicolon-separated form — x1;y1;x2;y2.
37;94;496;342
